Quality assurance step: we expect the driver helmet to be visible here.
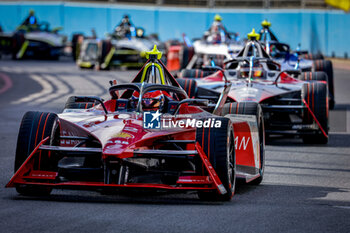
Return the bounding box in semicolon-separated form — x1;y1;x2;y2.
28;9;37;26
240;64;265;79
132;90;167;112
122;15;130;24
214;14;222;22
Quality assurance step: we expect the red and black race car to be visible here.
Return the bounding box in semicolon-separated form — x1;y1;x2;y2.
258;20;335;109
6;46;264;201
177;33;329;144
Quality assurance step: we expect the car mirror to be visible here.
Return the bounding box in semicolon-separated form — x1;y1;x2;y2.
202;66;228;82
284;69;301;76
73;96;108;114
173;99;209;115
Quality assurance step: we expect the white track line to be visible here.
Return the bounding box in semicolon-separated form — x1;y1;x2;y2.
58;75;104;96
36;74;69;104
12;74;53;104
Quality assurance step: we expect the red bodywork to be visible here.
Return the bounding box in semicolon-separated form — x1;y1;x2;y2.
193;69;328;138
6;104;260;194
7;57;261;197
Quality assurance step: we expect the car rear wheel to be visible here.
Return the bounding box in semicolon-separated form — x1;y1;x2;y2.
222;102;265;185
72;33;84;61
180;69;215;79
15;111;60;196
301;82;328;144
180;46;194;69
64;96;98;110
299;71;334;110
99;40;113;70
176;78;197;98
196;117;236;201
303;53;324;60
12;32;26;60
299;71;327;82
313;60;335;109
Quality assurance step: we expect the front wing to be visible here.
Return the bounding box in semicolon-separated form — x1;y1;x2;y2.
6;137;228;195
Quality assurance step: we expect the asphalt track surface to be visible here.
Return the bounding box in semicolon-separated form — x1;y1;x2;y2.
0;58;349;233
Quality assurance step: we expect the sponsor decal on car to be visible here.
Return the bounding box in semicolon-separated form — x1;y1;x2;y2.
235;136;250;150
113;132;134;138
143;110;222;129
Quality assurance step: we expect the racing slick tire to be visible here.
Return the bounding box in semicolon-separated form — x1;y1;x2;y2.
12;32;25;60
301;82;329;144
176;78;197;98
300;71;334;109
72;33;84;61
222;102;265;185
64;96;98;110
299;71;327;82
180;46;194;69
313;60;335;109
196;117;236;201
99;40;113;70
180;69;215;79
303;53;324;60
14;111;60;196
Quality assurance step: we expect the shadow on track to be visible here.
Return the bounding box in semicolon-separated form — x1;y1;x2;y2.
5;181;265;206
332;104;350;111
266;133;350;148
5;183;350;208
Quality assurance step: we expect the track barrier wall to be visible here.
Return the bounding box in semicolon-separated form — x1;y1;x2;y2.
0;1;349;58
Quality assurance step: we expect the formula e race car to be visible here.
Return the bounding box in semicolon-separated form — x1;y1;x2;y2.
165;24;244;73
6;46;264;201
177;32;244;71
178;31;329;144
0;22;66;60
259;20;324;60
76;16;164;70
258;20;335;108
184;39;243;69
